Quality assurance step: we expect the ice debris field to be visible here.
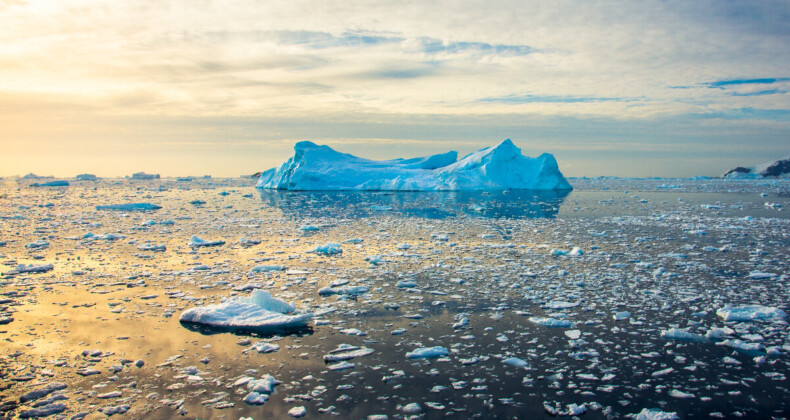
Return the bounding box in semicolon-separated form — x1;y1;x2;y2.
0;175;789;419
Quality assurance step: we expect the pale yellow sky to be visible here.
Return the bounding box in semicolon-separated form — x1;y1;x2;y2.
1;0;789;177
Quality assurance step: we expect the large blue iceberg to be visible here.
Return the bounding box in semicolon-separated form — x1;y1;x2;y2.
256;139;572;191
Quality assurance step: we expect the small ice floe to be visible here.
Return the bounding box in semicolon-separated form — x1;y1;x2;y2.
25;239;49;249
239;237;261;247
719;339;765;355
310;242;342;255
31;180;69;187
137;243;166;252
188;236;225;247
179;290;312;331
243;375;281;405
405;346;449;359
323;344;375;362
318;286;369;297
543;301;579;310
250;265;286;274
660;328;708;343
502;357;529;368
716;305;787;322
613;311;631;321
288;406;307;417
747;271;778;280
298;225;319;232
529;317;572;328
96;203;162;211
249;342;280;353
16;264;54;274
633;407;679;420
76;173;97;181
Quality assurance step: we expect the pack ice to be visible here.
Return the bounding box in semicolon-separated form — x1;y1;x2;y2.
256;139;572;191
180;290;313;331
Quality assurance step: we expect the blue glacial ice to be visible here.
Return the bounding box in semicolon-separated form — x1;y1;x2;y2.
179;289;313;331
256;139;572;191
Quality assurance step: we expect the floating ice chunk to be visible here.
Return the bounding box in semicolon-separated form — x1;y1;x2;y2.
311;242;342;255
564;330;581;339
320;286;358;296
613;311;631;321
179;290;312;331
668;389;694;399
529;317;572;328
250;265;286;273
256;139;572;191
550;248;569;256
243;391;269;405
76;173;98;181
247;375;281;394
299;225;319;232
716;305;787;322
137;243;166;252
544;301;579;310
288;406;307;417
569;247;584;256
250;342;280;353
705;327;735;340
747;271;778;280
633;408;680;420
324;345;374;362
502;357;529;368
16;264;54;273
19;403;67;418
660;328;708;343
26;239;49;249
188;235;225;247
401;403;422;414
96;203;162;211
31;180;69;187
719;339;765;354
405;346;449;359
239;237;261;247
20;382;67;403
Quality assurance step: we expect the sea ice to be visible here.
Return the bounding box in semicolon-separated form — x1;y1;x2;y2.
716;305;787;322
405;346;449;359
257;139;572;191
188;235;225;247
633;408;680;420
179;290;312;331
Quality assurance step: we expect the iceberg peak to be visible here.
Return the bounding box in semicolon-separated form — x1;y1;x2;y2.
257;140;572;191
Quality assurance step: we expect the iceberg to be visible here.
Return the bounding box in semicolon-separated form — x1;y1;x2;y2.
179;289;312;331
75;174;98;181
256;139;572;191
723;156;790;178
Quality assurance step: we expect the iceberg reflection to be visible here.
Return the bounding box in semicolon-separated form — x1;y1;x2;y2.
257;189;570;219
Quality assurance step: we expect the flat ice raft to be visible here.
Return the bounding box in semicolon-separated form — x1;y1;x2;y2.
257;139;572;191
180;290;313;331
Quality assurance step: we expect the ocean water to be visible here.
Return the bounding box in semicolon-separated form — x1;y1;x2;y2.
1;177;789;419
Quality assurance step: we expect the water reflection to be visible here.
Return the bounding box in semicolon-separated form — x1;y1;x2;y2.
180;321;315;338
257;189;570;219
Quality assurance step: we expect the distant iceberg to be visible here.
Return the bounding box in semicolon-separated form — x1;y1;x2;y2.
256;139;572;191
723;156;790;178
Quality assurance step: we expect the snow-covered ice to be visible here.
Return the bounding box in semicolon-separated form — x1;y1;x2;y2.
179;290;312;331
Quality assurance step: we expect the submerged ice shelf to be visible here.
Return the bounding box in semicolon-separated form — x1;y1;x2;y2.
256;139;572;191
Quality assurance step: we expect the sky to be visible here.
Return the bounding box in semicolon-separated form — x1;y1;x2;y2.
1;0;789;178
